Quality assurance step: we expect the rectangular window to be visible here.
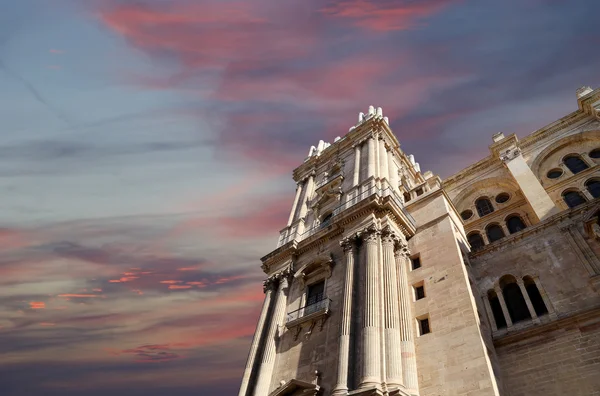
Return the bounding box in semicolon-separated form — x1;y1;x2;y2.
304;281;325;316
419;317;430;335
415;285;425;300
411;256;421;270
416;188;424;196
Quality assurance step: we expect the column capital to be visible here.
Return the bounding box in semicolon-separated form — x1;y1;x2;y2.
359;224;380;244
381;225;400;245
340;236;356;253
263;277;278;293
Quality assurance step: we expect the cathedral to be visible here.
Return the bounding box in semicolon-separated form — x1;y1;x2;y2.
238;86;600;396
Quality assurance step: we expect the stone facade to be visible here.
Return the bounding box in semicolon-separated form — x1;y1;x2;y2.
238;89;600;396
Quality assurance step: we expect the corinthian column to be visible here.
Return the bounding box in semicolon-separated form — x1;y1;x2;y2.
353;144;361;186
395;245;419;393
287;182;304;226
381;227;403;388
238;280;276;396
333;236;356;395
253;269;292;396
360;225;382;389
367;135;376;180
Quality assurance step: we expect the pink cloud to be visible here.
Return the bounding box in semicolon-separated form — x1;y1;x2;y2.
29;301;46;309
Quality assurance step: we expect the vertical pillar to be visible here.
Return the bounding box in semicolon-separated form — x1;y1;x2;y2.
254;269;292;396
287;182;304;226
353;144;361;187
501;151;559;222
367;135;376;180
333;237;356;396
494;286;513;328
388;151;398;192
482;294;498;332
381;228;403;388
298;173;315;219
395;244;419;393
379;139;389;184
360;226;382;389
532;276;558;319
238;281;276;396
517;279;539;323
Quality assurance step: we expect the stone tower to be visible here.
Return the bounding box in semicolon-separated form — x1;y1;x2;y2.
237;105;501;396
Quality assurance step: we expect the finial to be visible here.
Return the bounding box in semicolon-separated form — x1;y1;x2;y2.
383;116;389;125
368;105;375;115
376;107;383;117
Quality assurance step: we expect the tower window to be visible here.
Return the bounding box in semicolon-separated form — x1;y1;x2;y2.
461;210;473;220
414;284;425;300
418;317;430;335
523;276;548;316
403;192;411;202
467;232;485;251
563;155;589;174
506;215;526;234
411;256;421;270
475;198;494;217
500;276;530;324
562;190;586;208
586;179;600;199
486;224;505;243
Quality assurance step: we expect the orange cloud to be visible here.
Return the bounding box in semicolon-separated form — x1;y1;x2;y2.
168;285;192;290
159;280;182;284
29;301;45;309
39;322;55;326
58;294;102;298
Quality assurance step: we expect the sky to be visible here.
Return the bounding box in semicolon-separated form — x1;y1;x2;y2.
0;0;598;394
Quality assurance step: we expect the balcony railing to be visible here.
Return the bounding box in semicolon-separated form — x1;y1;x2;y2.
287;297;331;323
277;185;416;248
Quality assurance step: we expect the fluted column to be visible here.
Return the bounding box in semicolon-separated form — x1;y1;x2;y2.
298;173;315;219
254;269;292;396
495;286;513;328
381;228;403;388
333;237;356;395
517;279;539;323
379;139;389;184
238;280;276;396
360;226;382;389
395;245;419;393
388;151;398;192
287;182;303;226
367;135;376;180
353;144;361;186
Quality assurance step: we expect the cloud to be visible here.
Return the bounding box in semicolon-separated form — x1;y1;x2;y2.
29;302;45;309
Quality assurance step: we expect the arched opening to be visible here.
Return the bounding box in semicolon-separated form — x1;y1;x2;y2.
586;179;600;199
500;275;531;323
487;290;507;329
506;215;527;234
562;190;587;208
563;154;589;174
467;232;485;251
523;276;548;316
475;197;494;217
486;224;505;243
403;192;411;203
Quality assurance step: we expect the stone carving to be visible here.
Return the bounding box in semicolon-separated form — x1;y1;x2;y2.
360;224;380;243
340;236;355;253
500;147;522;162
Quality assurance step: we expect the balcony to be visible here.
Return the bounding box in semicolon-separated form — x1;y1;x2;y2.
286;297;331;329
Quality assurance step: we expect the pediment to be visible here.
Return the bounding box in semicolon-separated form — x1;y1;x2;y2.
269;379;320;396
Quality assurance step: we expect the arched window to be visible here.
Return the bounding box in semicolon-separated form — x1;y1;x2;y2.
563;155;589;174
487;290;507;329
562;190;587;208
475;198;494;217
506;215;527;234
486;224;505;243
586;179;600;199
523;276;548;316
467;232;485;251
500;275;531;323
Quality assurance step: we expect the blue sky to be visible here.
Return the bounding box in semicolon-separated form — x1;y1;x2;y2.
0;0;599;394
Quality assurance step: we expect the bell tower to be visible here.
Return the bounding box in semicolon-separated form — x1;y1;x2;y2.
238;106;501;396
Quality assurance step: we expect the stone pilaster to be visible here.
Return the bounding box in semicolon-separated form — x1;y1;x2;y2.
359;225;382;389
354;144;362;186
395;244;419;394
253;268;292;396
495;286;513;328
287;182;303;226
238;279;277;396
387;150;398;192
333;236;357;396
298;173;315;219
381;227;403;389
379;138;389;183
